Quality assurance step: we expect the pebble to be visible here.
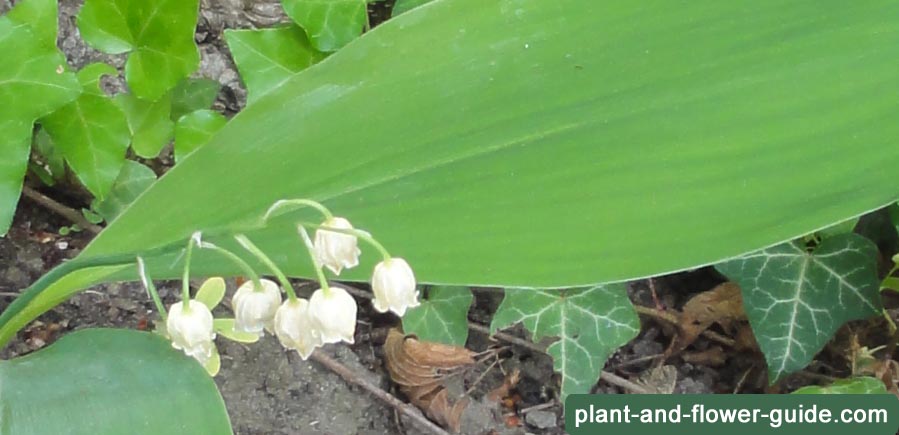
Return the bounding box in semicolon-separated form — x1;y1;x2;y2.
525;410;557;429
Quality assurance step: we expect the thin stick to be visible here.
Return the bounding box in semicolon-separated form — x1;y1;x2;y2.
309;352;451;435
633;304;736;347
519;402;555;414
21;186;102;234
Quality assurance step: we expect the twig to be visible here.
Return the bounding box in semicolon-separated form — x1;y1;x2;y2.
309;352;450;435
21;186;102;234
633;304;736;347
0;292;20;297
519;402;555;414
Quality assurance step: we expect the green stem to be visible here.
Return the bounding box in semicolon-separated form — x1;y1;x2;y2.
297;221;391;260
297;224;330;293
263;199;333;223
234;234;298;301
137;257;167;321
181;235;195;310
197;241;262;290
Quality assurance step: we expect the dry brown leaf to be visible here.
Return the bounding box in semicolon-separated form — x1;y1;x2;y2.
384;329;476;433
486;369;520;403
668;282;747;356
634;365;678;394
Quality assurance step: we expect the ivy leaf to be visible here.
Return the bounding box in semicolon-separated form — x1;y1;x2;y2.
91;161;157;222
115;92;174;158
169;78;220;122
490;286;639;399
0;11;80;236
281;0;367;52
174;110;227;162
391;0;433;17
402;286;472;346
77;0;200;101
41;63;131;200
224;25;325;105
793;377;887;394
717;233;882;383
6;0;57;47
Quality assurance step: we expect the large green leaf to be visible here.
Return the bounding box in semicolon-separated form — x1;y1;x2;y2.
3;0;899;345
0;328;232;434
717;234;883;383
0;1;80;236
77;0;200;101
391;0;434;17
40;64;131;200
224;26;325;105
490;286;640;399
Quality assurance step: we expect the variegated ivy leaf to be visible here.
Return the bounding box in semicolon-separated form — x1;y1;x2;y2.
77;0;200;101
402;286;472;346
490;285;639;399
281;0;367;52
793;377;887;394
717;233;882;383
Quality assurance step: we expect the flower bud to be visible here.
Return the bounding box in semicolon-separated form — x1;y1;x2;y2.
273;298;321;359
167;301;216;364
232;278;282;336
308;286;357;344
314;217;361;275
371;258;419;316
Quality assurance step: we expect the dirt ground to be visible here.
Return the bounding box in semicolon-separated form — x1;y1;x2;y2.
1;0;834;434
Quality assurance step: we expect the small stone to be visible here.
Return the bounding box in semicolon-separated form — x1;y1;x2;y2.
525;410;557;429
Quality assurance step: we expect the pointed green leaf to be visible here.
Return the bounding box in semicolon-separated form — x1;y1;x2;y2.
224;25;325;105
92;161;157;222
0;13;80;235
169;78;220;121
6;0;57;47
174;109;227;162
40;64;130;200
0;328;232;434
717;233;883;383
391;0;433;17
793;377;888;394
77;0;200;100
195;277;226;310
491;286;639;399
281;0;367;52
116;92;174;158
213;318;261;344
402;286;472;345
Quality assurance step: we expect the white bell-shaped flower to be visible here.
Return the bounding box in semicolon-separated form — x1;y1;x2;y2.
308;286;357;344
273;298;321;359
232;278;282;336
371;258;419;316
313;217;361;275
167;300;216;364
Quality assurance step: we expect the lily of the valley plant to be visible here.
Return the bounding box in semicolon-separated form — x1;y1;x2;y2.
138;199;420;373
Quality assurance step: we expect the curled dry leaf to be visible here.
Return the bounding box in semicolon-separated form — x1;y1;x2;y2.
668;282;749;357
384;329;475;433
